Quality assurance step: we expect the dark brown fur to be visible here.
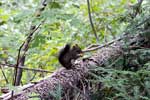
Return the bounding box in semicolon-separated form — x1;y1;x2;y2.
58;44;83;69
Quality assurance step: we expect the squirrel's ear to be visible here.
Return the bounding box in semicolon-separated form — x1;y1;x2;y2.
72;44;78;49
73;44;78;47
75;44;78;46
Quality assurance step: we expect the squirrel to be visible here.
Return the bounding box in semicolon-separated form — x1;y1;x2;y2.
58;44;83;69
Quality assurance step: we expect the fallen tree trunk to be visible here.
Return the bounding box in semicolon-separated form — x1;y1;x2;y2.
1;33;150;100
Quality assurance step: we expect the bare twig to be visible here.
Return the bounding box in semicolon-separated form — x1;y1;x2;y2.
29;72;37;82
14;20;45;86
87;0;99;42
86;44;100;49
0;63;52;73
83;36;125;52
0;65;9;84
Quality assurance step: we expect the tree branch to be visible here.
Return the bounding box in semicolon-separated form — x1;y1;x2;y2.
0;64;52;73
13;20;45;86
87;0;99;42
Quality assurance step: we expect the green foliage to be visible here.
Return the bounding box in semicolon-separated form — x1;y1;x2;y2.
87;1;150;98
125;0;150;34
89;67;150;100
